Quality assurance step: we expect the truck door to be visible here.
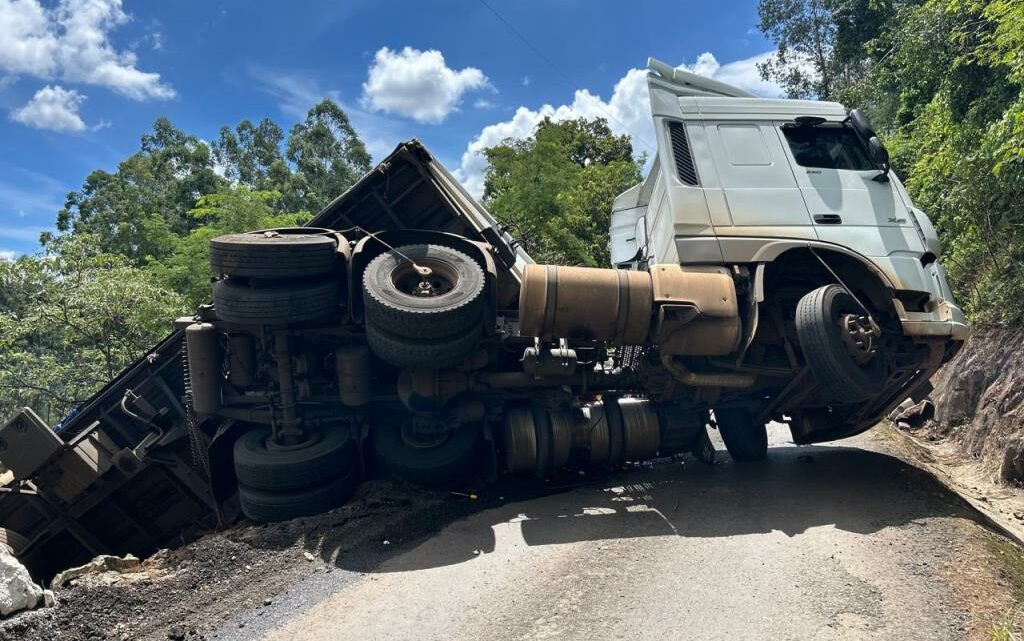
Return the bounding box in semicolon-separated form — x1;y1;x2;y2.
703;121;817;239
778;122;924;257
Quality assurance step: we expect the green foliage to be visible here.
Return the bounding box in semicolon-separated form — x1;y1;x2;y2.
51;117;227;264
0;237;187;424
759;0;1024;324
283;100;373;213
1;98;373;422
482;117;642;266
145;188;308;307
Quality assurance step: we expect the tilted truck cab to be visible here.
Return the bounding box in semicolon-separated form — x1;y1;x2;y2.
0;59;966;580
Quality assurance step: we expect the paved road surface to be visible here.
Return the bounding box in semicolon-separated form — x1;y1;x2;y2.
220;425;983;640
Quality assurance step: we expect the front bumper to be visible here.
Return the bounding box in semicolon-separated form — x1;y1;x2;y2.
887;260;968;340
898;298;969;340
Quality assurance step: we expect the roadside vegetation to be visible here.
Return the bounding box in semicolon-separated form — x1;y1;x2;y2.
1;0;1022;426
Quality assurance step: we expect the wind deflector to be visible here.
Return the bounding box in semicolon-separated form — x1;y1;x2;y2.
667;121;698;186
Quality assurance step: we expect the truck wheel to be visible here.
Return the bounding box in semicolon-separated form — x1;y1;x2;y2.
372;417;481;487
0;528;30;556
233;426;355;491
238;470;357;522
213;279;341;325
363;244;485;339
366;322;480;369
714;408;768;462
210;228;339;278
795;285;886;402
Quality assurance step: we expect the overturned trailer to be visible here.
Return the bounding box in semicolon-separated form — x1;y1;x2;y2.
0;61;965;580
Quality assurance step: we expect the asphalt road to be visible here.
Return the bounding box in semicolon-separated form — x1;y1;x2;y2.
219;424;986;641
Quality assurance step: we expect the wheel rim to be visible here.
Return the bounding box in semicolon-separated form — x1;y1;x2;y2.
399;417;451;450
839;313;878;365
390;258;458;299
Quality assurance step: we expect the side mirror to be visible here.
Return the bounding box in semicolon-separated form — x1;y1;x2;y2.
868;136;890;175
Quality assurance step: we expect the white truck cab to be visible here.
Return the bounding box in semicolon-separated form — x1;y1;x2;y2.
611;58;966;342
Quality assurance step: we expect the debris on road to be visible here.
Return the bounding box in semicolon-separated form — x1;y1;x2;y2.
0;551;53;618
51;554;141;588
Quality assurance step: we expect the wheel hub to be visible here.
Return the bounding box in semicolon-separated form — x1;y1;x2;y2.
392;259;457;298
839;313;878;365
399;416;451;449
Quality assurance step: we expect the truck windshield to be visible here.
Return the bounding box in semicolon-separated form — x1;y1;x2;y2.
781;124;874;171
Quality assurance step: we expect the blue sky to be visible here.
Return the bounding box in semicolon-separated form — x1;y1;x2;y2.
0;0;779;258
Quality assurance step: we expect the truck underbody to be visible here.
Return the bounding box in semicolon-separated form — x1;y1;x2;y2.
0;138;954;581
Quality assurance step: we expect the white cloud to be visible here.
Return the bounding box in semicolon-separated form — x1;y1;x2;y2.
522;76;530;87
454;68;653;198
473;98;495;109
0;0;174;100
685;51;785;98
11;84;85;131
454;52;784;197
362;47;491;124
0;249;17;261
249;68;414;162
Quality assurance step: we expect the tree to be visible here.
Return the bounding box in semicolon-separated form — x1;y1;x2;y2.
482;117;642;266
212;118;287;190
757;0;905;100
146;188;308;307
0;237;187;424
284;100;373;213
50;118;226;264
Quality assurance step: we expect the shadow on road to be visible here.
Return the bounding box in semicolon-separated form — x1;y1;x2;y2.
329;442;979;574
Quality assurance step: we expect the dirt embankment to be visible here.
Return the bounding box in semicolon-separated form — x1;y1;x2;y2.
919;327;1024;481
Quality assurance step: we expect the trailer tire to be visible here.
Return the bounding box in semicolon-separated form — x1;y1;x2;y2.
0;528;29;556
363;244;485;339
366;322;480;369
238;470;358;522
233;426;355;492
715;408;768;462
372;418;481;487
213;279;341;325
210;228;339;278
795;285;886;402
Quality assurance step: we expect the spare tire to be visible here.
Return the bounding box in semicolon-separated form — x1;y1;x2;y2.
363;244;485;339
366;322;481;369
210;228;339;278
233;426;355;491
213;279;341;325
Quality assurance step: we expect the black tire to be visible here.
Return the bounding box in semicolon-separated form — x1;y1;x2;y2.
213;279;341;325
210;228;339;278
715;408;768;462
363;244;485;339
372;418;482;487
0;528;29;556
238;470;358;522
795;285;886;402
233;426;355;491
366;322;480;369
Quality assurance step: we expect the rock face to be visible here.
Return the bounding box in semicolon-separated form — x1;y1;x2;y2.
0;551;52;617
926;327;1024;481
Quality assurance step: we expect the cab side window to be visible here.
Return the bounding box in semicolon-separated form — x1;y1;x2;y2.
781;124;874;170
